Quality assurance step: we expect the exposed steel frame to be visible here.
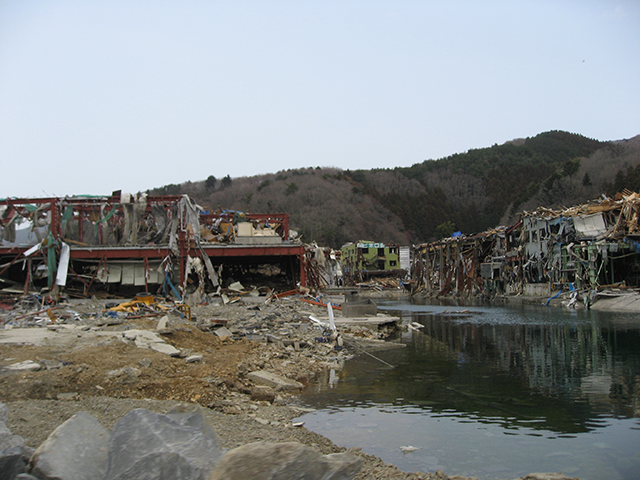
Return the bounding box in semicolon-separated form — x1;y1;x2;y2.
0;194;306;289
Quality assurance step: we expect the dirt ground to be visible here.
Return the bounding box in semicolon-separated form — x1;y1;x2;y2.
0;297;468;480
1;321;261;406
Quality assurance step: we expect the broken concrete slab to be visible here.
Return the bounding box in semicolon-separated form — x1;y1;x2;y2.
592;292;640;312
5;360;41;372
0;328;54;346
247;370;304;391
185;354;203;363
156;315;169;330
148;342;181;356
214;326;233;338
313;314;401;331
123;329;163;344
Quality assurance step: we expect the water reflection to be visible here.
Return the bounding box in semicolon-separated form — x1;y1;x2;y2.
399;311;640;432
298;301;640;480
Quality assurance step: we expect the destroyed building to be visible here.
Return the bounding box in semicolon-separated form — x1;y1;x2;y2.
339;241;410;285
410;191;640;303
0;192;308;300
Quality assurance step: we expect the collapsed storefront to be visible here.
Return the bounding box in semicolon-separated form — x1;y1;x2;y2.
0;192;306;300
410;191;640;303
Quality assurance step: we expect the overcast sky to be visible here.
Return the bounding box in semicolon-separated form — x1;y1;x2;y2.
1;1;639;198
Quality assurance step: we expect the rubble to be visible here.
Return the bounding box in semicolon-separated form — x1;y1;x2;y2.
411;191;640;309
1;290;402;407
0;193;305;303
0;291;585;480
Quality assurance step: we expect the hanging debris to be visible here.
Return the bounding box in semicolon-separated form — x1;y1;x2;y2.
411;191;640;307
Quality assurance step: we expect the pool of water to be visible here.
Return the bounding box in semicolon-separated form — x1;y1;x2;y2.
295;300;640;480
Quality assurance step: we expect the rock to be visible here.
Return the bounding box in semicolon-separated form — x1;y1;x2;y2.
247;370;304;391
107;367;142;378
40;359;64;370
0;421;26;451
185;354;203;363
138;358;152;368
30;411;109;480
6;360;41;371
0;403;8;423
106;452;200;480
156;315;169;330
103;408;224;480
207;441;361;480
250;386;276;403
0;445;29;480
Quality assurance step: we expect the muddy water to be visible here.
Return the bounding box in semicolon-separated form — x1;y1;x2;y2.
296;299;640;480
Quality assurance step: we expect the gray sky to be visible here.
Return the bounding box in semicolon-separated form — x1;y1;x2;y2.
1;1;639;198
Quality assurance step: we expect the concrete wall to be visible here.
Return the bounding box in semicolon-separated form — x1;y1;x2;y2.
523;283;550;297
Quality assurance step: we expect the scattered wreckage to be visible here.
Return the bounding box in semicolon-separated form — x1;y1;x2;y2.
410;190;640;309
0;192;313;303
1;288;403;389
0;192;409;306
0;190;406;373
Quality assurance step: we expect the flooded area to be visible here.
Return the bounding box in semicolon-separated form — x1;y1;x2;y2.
296;299;640;480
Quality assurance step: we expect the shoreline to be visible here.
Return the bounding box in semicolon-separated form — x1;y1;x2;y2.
1;292;585;479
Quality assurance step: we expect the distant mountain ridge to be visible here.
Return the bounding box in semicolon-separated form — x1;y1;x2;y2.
150;131;640;249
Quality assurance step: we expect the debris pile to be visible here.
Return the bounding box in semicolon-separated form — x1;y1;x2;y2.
411;191;640;306
1;290;403;409
0;193;304;303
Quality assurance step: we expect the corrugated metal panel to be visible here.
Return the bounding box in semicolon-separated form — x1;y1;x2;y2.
399;246;411;271
121;265;135;285
134;265;146;286
573;213;607;238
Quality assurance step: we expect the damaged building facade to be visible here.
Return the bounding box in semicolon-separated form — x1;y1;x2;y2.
340;241;411;285
0;192;307;300
410;191;640;304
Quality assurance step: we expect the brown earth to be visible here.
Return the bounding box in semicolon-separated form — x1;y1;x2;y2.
1;321;260;406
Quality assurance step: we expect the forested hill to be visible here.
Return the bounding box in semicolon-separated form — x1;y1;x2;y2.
150;131;640;249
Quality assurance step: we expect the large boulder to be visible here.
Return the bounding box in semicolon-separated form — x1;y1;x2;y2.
0;421;26;453
0;403;31;480
208;441;361;480
103;407;224;480
30;411;110;480
105;452;200;480
0;445;28;480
